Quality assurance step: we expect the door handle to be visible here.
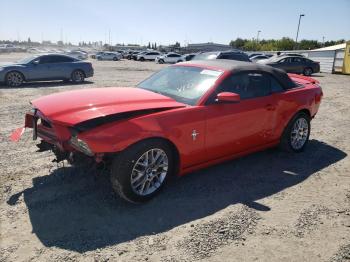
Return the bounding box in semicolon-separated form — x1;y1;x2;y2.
265;104;276;111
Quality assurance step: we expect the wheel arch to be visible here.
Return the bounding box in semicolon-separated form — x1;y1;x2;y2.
278;108;311;141
72;68;86;78
5;70;26;81
298;108;311;118
118;136;181;177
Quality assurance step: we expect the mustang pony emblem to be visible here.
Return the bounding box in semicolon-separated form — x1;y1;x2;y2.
192;130;199;141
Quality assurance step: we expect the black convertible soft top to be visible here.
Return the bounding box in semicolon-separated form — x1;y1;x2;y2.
178;60;297;89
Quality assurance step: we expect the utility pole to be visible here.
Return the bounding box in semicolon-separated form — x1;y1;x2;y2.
257;30;261;43
295;14;305;49
322;36;325;47
108;29;111;47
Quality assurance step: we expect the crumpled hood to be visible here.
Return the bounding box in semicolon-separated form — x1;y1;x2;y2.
31;87;186;126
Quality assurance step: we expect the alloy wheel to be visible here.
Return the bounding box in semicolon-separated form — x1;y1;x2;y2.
290;118;309;150
6;72;23;87
304;68;313;76
130;148;168;196
73;71;84;83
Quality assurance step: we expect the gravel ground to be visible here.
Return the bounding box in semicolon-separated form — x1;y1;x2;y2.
0;53;349;262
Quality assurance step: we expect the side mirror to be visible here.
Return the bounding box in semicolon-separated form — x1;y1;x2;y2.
216;92;240;103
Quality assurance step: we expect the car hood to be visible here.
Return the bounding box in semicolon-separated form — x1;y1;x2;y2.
0;62;22;67
31;87;186;126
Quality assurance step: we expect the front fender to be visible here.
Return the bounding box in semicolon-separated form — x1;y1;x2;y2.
78;117;176;153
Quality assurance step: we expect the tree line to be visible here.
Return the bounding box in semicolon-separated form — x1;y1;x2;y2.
229;37;346;51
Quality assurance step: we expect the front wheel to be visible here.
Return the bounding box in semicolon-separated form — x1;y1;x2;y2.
111;139;174;203
139;57;145;62
280;112;311;152
6;71;24;87
158;59;164;64
113;57;118;61
71;70;85;84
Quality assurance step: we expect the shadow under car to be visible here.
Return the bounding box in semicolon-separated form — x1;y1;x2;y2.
7;139;347;252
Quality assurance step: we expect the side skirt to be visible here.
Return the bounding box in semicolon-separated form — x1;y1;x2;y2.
179;140;280;176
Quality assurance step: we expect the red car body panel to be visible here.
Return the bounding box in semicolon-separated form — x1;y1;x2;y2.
31;87;186;126
17;63;323;176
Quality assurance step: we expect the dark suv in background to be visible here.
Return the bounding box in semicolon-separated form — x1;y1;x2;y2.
193;50;251;62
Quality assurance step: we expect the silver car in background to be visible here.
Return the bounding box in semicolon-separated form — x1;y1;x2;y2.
65;50;88;60
0;54;94;87
96;52;122;61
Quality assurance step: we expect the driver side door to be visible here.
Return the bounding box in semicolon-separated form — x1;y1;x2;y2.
28;55;57;80
204;72;278;160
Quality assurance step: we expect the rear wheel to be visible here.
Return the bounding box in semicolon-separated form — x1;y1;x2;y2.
111;139;174;203
139;57;145;62
71;70;85;84
158;59;164;64
280;112;311;152
5;71;24;87
113;57;117;61
303;67;313;76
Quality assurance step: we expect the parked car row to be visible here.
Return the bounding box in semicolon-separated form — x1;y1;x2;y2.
96;48;320;76
0;48;321;87
123;50;196;63
90;51;122;61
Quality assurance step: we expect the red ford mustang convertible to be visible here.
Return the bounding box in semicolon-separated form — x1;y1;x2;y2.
13;60;323;202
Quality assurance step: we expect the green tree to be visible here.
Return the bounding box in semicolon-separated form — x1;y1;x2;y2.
229;38;245;49
298;40;320;50
243;41;260;51
275;37;295;50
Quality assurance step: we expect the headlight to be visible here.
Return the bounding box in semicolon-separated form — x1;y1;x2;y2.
70;135;93;156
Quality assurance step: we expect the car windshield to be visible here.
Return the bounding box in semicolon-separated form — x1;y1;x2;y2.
17;55;38;64
137;66;223;105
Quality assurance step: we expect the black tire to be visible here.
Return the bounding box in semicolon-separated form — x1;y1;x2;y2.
5;71;24;87
177;60;183;63
158;59;164;64
303;67;313;76
139;57;145;62
280;112;311;153
113;57;117;61
71;70;85;84
111;139;174;203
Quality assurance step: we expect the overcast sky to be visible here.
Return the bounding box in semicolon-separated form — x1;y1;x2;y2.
1;0;349;45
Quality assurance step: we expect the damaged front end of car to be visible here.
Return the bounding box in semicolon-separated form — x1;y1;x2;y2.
11;108;107;166
10;105;181;167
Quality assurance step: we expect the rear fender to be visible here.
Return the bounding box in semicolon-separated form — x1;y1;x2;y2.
288;73;319;84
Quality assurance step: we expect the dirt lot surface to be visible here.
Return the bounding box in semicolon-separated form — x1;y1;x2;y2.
0;53;349;262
